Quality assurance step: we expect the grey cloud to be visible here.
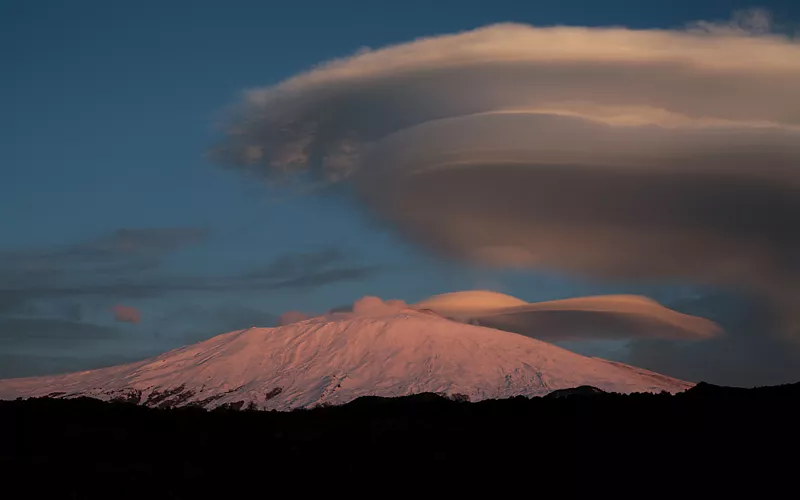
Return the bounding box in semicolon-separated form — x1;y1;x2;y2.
0;352;140;379
0;226;210;303
0;242;380;302
688;7;774;35
0;227;208;273
270;266;380;289
0;317;119;350
45;227;208;263
327;304;354;314
0;266;380;300
0;294;40;317
212;16;800;180
59;303;83;322
103;227;208;254
252;248;346;280
212;15;800;336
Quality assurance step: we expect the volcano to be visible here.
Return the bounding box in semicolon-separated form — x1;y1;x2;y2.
0;309;693;410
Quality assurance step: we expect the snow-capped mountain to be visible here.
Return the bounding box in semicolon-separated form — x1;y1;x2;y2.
0;309;693;410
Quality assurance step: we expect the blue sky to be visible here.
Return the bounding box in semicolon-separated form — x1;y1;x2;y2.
3;0;800;383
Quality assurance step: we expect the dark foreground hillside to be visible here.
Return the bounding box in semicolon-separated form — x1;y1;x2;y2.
2;382;799;496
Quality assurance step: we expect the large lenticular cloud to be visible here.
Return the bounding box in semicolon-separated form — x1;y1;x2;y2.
212;11;800;332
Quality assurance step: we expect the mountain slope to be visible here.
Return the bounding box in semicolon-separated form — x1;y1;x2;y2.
0;310;692;410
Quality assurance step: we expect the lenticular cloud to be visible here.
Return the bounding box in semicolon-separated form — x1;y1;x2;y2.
213;11;800;332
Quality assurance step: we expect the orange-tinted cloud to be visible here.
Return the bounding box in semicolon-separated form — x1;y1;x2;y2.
112;305;141;324
351;296;408;316
416;291;721;341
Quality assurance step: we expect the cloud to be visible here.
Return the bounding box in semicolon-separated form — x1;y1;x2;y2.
0;227;208;275
327;304;354;314
0;242;381;302
212;12;800;333
0;294;39;317
270;266;380;289
294;296;409;321
249;248;380;289
0;317;118;350
0;226;210;305
687;7;774;36
302;290;717;342
58;303;83;322
58;227;209;260
251;248;346;280
622;291;800;387
415;290;720;341
0;239;376;377
0;352;141;379
351;296;408;316
112;305;141;324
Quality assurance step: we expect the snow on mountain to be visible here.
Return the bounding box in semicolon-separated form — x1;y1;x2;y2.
0;309;693;410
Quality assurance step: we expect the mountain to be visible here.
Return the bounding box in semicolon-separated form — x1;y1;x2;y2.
0;309;692;410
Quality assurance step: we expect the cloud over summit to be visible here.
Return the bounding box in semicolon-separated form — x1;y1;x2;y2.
214;12;800;331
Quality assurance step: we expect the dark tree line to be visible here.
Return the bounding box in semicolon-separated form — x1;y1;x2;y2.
2;382;799;497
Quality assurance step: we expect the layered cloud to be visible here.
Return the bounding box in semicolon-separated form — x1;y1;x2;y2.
286;291;719;341
213;11;800;332
416;290;721;341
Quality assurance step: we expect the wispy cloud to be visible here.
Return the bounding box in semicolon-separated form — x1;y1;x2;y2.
0;239;381;302
0;352;140;379
0;317;119;349
270;266;380;289
0;226;209;288
250;248;347;280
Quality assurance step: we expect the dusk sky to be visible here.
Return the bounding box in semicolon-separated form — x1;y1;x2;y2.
4;0;800;386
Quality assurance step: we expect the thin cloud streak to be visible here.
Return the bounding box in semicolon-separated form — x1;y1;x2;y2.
0;240;382;302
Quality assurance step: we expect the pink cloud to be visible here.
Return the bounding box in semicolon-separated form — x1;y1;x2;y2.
112;305;141;324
